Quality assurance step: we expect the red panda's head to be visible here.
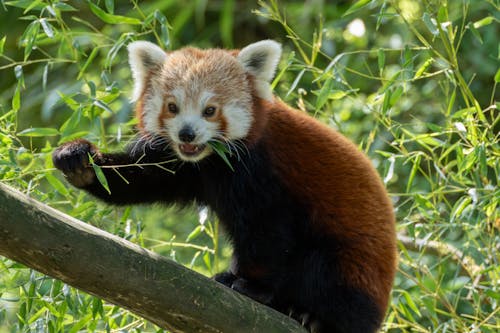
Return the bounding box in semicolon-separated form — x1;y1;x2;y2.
127;40;281;162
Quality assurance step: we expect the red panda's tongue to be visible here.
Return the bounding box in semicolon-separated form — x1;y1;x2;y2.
179;144;199;153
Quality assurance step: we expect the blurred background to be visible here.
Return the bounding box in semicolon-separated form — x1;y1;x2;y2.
0;0;498;332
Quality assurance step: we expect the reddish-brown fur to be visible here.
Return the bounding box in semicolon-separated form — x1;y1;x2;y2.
249;98;397;311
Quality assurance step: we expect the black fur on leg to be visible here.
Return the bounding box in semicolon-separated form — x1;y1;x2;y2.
213;271;237;287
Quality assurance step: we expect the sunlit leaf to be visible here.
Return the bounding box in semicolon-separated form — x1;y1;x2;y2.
495;68;500;83
4;0;44;10
315;76;334;109
18;127;59;137
0;36;5;55
186;225;202;242
473;16;494;29
45;173;69;196
89;154;111;194
343;0;372;17
53;2;77;11
12;83;21;111
414;57;434;79
88;2;141;25
20;20;40;61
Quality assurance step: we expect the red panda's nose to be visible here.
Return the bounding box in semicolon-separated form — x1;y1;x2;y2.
179;126;196;143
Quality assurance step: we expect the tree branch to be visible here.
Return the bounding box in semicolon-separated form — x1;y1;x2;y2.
0;183;306;333
397;234;483;279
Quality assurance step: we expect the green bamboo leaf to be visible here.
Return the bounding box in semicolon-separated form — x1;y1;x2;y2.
89;154;111;194
414;58;434;79
91;298;104;319
68;314;92;333
4;0;44;10
25;0;44;13
209;141;234;171
93;99;114;115
422;13;438;36
329;90;350;100
88;2;141;25
12;83;21;111
42;63;48;90
0;36;5;55
53;2;77;11
473;16;494;29
406;154;421;192
382;90;391;114
389;86;403;106
203;251;211;270
186;225;203;242
451;196;471;222
343;0;371;17
377;48;385;75
59;108;82;134
21;20;40;61
58;92;80;112
494;68;500;83
154;10;171;49
104;0;114;14
40;18;54;38
402;290;421;316
286;69;305;97
18;127;59;137
45;173;69;196
315;76;334;109
27;307;46;325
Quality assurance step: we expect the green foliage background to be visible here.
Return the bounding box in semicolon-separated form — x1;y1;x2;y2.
0;0;498;332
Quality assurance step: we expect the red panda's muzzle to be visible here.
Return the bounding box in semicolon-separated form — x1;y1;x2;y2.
178;143;207;157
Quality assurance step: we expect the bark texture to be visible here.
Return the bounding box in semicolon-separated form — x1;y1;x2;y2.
0;183;306;333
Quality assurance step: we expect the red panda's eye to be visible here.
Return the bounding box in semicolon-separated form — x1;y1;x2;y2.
167;103;178;114
203;106;217;117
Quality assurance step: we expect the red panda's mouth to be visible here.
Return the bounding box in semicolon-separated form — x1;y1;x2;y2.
178;143;207;157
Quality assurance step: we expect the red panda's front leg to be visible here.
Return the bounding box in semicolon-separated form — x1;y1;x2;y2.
52;138;191;205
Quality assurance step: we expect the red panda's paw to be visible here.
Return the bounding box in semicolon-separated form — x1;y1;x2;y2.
52;139;99;188
288;310;321;333
230;278;274;305
213;271;237;287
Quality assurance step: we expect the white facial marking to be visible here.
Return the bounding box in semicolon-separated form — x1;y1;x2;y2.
223;100;253;139
142;79;164;133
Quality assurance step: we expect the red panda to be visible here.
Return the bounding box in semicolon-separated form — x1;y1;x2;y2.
53;40;397;333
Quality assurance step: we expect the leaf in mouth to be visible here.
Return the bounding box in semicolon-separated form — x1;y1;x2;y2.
208;141;234;171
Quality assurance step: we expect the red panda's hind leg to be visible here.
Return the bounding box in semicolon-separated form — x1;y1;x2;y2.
214;271;274;305
283;249;383;333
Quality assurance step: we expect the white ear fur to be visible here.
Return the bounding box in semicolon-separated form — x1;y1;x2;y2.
128;41;167;101
237;40;282;100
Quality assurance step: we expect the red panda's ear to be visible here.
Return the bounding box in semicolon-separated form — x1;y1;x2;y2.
237;40;282;100
127;41;167;102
